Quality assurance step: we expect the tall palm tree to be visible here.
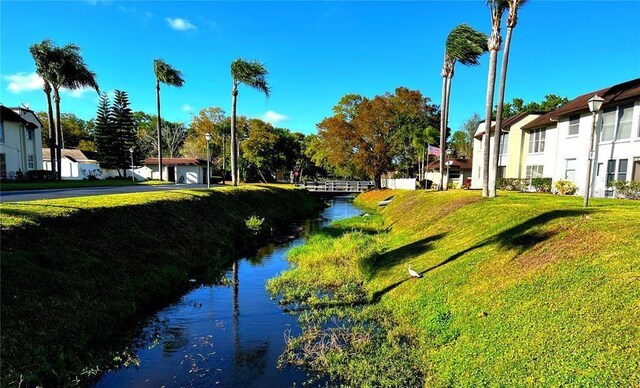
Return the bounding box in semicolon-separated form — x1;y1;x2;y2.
230;59;270;186
439;24;488;190
29;40;57;178
482;0;507;197
31;41;99;180
154;59;185;181
489;0;528;197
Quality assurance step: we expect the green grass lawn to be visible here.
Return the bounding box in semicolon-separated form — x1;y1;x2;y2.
0;179;170;192
269;190;640;386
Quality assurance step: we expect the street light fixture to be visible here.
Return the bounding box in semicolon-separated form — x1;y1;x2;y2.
129;147;135;182
205;133;212;189
584;95;604;207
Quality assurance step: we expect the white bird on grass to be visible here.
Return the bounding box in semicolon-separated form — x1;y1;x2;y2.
408;265;422;279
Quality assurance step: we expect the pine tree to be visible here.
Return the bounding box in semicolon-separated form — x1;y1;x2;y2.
111;90;139;175
94;90;140;176
94;92;118;171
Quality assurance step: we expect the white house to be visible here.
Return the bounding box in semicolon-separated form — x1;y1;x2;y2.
426;157;474;189
141;158;208;184
42;149;111;180
521;78;640;197
471;78;640;197
0;105;43;179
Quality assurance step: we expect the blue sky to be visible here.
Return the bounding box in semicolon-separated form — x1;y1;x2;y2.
1;1;639;135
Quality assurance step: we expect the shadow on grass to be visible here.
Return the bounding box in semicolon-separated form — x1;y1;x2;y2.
370;209;593;302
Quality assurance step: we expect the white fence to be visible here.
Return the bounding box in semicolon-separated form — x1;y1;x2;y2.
381;178;416;190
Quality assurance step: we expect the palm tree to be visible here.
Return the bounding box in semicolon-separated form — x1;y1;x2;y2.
439;24;488;190
31;41;99;180
29;40;57;178
489;0;528;197
154;59;185;181
230;59;270;186
482;0;507;197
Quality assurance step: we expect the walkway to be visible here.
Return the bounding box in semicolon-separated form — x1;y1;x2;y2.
0;184;219;202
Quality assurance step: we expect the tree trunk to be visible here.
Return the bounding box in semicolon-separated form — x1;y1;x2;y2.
443;74;453;190
231;85;238;186
482;48;499;197
490;26;514;198
44;86;57;179
53;89;62;181
156;80;163;181
222;134;226;184
439;73;447;191
374;173;382;189
258;169;268;183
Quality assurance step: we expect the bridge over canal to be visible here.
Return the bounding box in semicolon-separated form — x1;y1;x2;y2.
296;180;375;194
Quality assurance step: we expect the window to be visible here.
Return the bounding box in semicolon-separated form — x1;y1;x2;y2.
27;155;35;169
565;159;577;180
633;158;640;182
616;104;633;140
500;133;509;155
606;159;616;187
601;108;616;142
617;159;628;181
528;129;546;153
26;129;34;141
0;154;5;176
568;115;580;136
526;165;544;179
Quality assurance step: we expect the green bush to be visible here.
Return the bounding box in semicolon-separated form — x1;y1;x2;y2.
611;180;640;199
555;180;577;195
531;177;552;193
26;170;56;182
496;178;528;191
245;215;265;234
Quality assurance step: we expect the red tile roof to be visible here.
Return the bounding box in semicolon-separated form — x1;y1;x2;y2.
427;157;473;170
474;112;541;139
522;78;640;130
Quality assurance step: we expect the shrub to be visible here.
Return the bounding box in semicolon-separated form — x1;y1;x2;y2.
26;170;56;182
611;180;640;199
555;180;577;195
496;178;527;191
245;215;265;235
81;168;102;181
531;177;552;193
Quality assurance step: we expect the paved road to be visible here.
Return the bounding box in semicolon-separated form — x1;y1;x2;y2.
0;184;219;202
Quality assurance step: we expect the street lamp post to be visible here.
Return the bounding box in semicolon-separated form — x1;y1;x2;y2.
584;95;604;207
446;148;452;190
205;133;212;189
129;147;134;182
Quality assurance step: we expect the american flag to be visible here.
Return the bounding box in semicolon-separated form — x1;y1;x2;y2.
428;145;441;156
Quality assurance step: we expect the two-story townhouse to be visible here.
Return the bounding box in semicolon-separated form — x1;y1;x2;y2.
522;78;640;197
0;105;43;179
470;113;542;189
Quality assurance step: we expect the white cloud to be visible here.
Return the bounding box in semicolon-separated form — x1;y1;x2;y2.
166;17;196;31
5;72;44;93
262;110;289;125
182;103;194;113
4;72;98;99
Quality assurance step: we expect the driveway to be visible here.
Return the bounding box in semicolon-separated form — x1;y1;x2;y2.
0;184;219;202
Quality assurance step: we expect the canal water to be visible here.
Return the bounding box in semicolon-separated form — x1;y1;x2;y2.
96;198;361;387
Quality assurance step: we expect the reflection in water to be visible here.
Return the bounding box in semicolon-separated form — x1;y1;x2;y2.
96;198;361;387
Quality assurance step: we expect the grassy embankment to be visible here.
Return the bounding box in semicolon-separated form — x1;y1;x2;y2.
268;190;640;386
0;179;168;191
0;185;321;386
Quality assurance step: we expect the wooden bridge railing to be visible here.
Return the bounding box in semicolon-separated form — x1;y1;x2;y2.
296;180;375;192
